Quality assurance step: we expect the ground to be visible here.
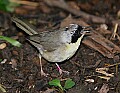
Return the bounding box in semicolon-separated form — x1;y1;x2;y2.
0;0;120;93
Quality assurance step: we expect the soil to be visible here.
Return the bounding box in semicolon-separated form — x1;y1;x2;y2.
0;0;120;93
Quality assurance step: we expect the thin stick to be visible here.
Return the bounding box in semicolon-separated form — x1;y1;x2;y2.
10;0;38;7
110;23;118;40
105;62;120;68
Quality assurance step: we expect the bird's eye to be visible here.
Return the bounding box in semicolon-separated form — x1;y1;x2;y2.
65;27;69;31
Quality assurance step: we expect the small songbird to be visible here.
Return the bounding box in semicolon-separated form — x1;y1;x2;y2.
12;17;90;76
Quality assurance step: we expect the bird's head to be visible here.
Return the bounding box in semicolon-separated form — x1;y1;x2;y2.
65;24;91;43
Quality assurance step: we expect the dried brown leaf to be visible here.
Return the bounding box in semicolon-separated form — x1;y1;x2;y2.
60;15;89;27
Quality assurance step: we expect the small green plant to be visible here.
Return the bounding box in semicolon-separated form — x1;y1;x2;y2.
0;36;21;47
48;78;75;92
0;0;19;12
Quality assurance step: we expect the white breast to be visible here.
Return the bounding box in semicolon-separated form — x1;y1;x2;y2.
42;33;85;62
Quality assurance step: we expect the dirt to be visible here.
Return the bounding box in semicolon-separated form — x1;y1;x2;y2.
0;0;120;93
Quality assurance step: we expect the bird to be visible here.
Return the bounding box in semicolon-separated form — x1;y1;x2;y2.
12;17;90;76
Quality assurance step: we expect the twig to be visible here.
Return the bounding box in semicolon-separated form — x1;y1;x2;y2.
105;62;120;68
10;0;39;7
74;60;101;68
98;84;109;93
84;60;101;68
110;23;118;40
116;34;120;41
44;0;120;25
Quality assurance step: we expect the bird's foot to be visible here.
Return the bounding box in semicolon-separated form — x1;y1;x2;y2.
40;69;49;77
55;63;69;75
59;69;70;75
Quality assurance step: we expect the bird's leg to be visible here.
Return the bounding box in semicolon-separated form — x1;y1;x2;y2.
55;63;69;75
39;54;48;76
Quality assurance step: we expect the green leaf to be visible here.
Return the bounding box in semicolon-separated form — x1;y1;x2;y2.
0;0;19;12
48;79;63;90
64;79;75;89
0;59;2;62
0;84;6;92
6;0;19;12
0;36;21;47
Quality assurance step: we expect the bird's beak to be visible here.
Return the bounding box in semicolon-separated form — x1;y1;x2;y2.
80;26;92;35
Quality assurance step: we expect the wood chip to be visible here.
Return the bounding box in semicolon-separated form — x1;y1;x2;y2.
0;43;6;49
83;31;120;58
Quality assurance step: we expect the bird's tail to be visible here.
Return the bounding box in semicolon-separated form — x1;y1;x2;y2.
11;17;38;35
